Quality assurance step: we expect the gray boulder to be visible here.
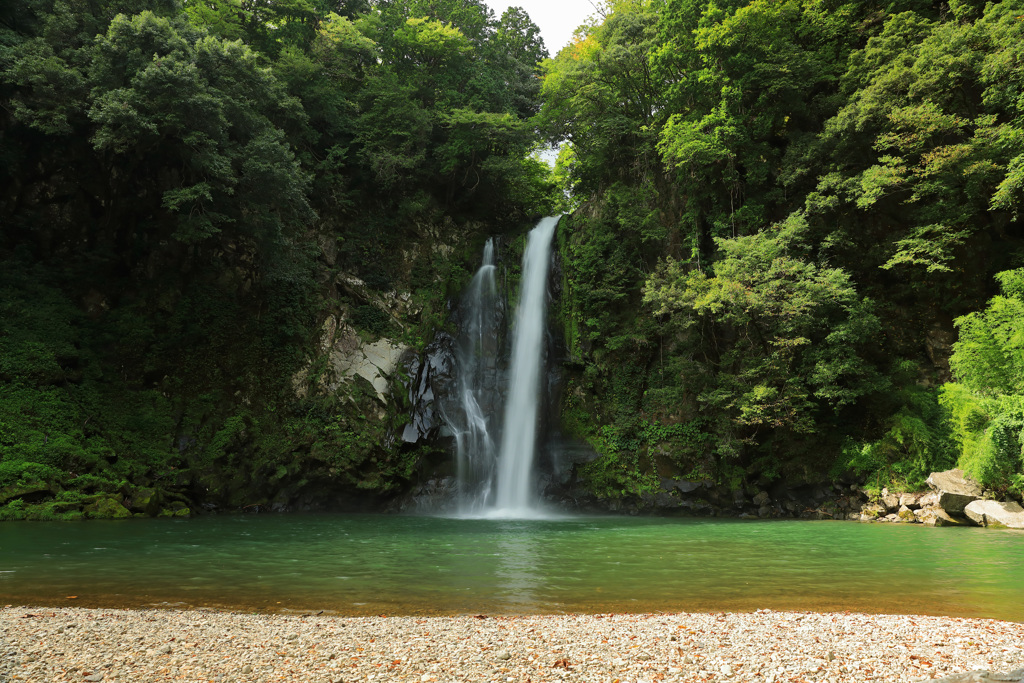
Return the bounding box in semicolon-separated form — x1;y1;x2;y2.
897;505;917;522
899;491;928;509
914;507;967;527
926;468;984;515
881;488;901;512
859;502;886;521
964;500;1024;529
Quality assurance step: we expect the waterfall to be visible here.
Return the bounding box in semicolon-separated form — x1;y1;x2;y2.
493;216;559;514
450;239;500;513
440;217;559;517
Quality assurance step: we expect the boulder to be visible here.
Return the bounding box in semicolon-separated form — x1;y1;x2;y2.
83;496;132;519
897;505;917;522
859;503;886;520
914;507;967;527
752;491;771;507
926;469;984;515
880;488;901;512
964;500;1024;529
128;487;162;516
899;491;928;509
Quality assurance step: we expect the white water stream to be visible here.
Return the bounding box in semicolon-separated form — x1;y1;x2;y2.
452;239;499;512
493;216;560;515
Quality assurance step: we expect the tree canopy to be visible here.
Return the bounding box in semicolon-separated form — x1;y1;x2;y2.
544;0;1024;495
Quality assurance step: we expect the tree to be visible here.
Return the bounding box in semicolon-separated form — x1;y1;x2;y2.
27;12;310;251
645;214;883;450
941;269;1024;496
803;3;1024;309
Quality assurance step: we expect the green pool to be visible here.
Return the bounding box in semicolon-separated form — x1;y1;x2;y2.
1;514;1022;620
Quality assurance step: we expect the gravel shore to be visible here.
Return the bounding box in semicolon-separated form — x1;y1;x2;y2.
2;605;1022;683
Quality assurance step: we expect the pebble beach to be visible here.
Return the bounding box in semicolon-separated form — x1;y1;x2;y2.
3;606;1023;683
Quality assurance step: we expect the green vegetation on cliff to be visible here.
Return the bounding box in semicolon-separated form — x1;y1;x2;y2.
5;0;1024;517
544;0;1023;499
0;0;559;518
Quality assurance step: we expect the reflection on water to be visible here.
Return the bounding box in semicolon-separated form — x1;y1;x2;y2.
494;523;541;608
0;515;1022;621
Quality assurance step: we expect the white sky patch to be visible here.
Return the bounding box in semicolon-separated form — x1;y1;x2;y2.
484;0;599;54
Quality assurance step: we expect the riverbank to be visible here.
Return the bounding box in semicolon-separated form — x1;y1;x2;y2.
2;606;1022;683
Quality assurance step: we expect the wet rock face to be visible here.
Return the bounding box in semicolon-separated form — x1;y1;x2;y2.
399;476;459;514
925;320;956;383
400;333;458;445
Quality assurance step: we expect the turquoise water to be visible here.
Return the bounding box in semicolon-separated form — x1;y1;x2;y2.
1;515;1022;620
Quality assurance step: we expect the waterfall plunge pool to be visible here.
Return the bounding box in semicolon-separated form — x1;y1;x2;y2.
1;514;1022;621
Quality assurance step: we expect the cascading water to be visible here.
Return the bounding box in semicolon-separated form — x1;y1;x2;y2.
493;216;559;515
441;217;559;517
448;239;501;513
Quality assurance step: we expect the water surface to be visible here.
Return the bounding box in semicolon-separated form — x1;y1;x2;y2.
1;515;1022;621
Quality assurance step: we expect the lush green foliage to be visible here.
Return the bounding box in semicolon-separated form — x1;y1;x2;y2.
645;215;884;445
544;0;1024;495
941;270;1024;496
0;0;558;516
6;0;1024;513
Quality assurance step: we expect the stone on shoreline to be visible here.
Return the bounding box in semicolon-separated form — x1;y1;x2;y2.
4;606;1024;683
899;491;932;509
926;468;984;515
914;507;967;527
860;502;886;521
964;500;1024;529
897;505;917;522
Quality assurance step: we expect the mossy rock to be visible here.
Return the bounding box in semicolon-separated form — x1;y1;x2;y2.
83;496;132;519
158;506;192;518
0;481;53;506
128;487;162;516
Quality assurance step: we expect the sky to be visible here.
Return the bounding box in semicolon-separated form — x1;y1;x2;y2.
483;0;599;55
